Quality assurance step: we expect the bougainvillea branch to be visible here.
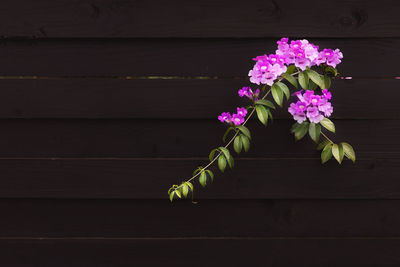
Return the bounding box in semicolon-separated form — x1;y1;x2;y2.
168;38;356;202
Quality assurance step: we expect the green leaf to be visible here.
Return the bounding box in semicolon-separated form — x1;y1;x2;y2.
271;84;284;107
209;148;218;161
241;135;250;152
325;66;338;77
233;135;242;154
286;65;296;75
267;109;273;122
222;127;235;143
307;69;325;89
341;142;356;163
219;147;231;162
237;125;251;139
298;71;309;90
192;167;202;176
182;184;189;197
174;189;182;199
332;143;344;164
255;105;269;126
205;170;214;182
275;81;290;100
317;139;331;151
169;191;174;202
199;171;207;187
218;155;227;172
227;154;234;168
255;99;275;109
185;181;194;191
320;118;335;133
294;122;310;141
281;73;298;89
323;75;331;89
308;123;321;143
308;79;318;90
290;122;300;133
321;143;333;164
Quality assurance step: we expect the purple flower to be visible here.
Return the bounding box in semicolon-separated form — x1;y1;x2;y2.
306;106;324;123
232;114;245;125
309;95;321;106
293;113;307;124
236;107;248;117
318;102;333;117
218;112;231;123
238;86;252;97
322;89;332;100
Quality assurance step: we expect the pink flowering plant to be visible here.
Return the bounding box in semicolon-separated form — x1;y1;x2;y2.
168;38;356;201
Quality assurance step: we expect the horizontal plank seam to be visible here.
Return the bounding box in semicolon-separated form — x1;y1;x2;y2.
0;237;400;240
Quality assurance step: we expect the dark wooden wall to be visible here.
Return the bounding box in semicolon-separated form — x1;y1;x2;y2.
0;0;399;266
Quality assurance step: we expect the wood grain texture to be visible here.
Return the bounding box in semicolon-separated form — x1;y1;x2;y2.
0;119;396;158
1;199;400;238
0;0;398;37
0;78;396;118
0;38;398;76
0;238;399;266
0;158;395;199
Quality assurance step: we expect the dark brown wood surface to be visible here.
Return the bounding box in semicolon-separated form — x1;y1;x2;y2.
0;0;398;38
0;0;398;265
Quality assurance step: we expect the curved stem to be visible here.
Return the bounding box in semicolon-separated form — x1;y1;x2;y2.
321;131;334;143
173;72;298;190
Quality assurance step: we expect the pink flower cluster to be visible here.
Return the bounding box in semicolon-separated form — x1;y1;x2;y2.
238;86;260;101
288;89;333;124
249;38;343;86
218;107;248;126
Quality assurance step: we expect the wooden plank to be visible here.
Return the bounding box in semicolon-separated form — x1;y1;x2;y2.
0;238;399;266
0;158;397;199
0;119;397;158
0;78;397;119
1;199;400;238
0;0;398;37
0;38;398;76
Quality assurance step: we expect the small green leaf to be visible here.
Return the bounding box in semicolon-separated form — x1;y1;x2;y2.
294;122;310;141
199;171;207;187
233;135;242;154
267;109;273;122
185;181;194;191
308;79;318;90
308;123;321;143
227;154;234;168
320;118;335;133
255;99;275;109
286;65;296;74
307;69;325;89
209;148;218;161
321;143;333;164
332;143;344;164
219;147;231;162
323;75;331;89
298;71;309;90
174;189;182;199
205;170;214;181
218;155;227;172
325;66;338;77
222;127;235;143
341;142;356;163
281;73;298;89
192;167;202;176
256;105;269;126
169;191;174;202
271;84;284;107
237;125;251;139
241;135;250;152
317;139;331;151
291;122;300;133
276;81;290;100
182;184;189;197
